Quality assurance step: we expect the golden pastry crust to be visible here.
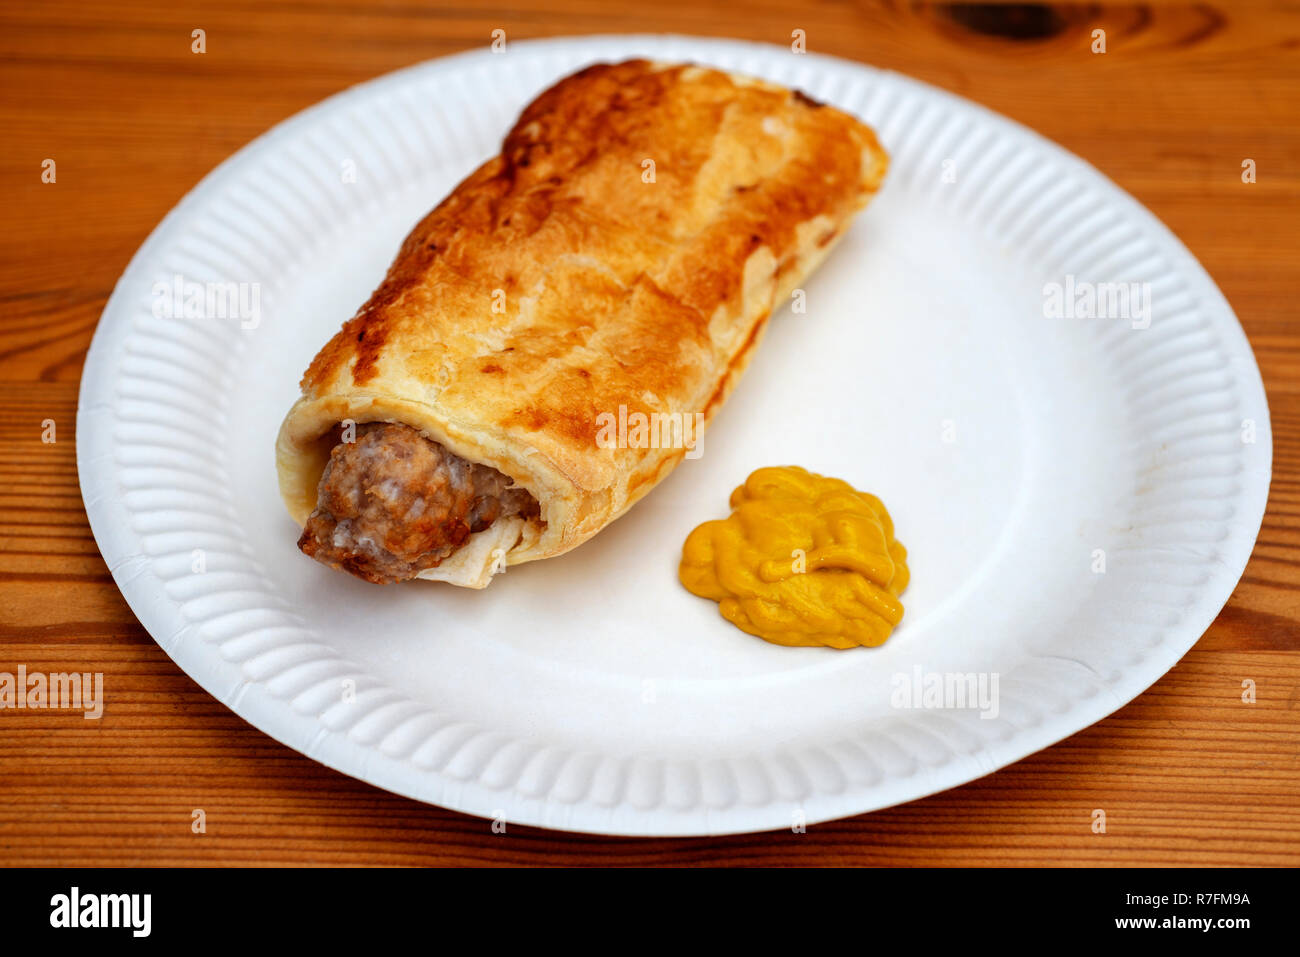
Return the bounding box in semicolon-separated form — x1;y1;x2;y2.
277;58;889;586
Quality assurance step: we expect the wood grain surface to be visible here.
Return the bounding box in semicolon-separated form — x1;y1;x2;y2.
1;0;1297;866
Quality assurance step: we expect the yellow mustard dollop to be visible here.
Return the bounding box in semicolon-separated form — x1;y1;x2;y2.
679;466;909;649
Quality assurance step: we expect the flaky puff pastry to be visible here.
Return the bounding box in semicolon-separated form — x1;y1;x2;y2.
276;59;889;587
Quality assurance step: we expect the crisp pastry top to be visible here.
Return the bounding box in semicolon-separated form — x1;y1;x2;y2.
298;59;888;499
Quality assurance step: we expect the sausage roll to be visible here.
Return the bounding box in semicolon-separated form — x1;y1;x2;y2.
276;58;889;586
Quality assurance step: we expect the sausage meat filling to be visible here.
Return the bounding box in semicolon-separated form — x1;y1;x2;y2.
298;422;538;584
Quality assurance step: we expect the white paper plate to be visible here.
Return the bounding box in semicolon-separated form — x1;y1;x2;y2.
78;35;1271;836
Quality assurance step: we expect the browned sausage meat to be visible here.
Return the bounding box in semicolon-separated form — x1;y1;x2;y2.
298;422;538;584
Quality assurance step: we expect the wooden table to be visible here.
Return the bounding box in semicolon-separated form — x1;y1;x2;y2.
1;0;1297;866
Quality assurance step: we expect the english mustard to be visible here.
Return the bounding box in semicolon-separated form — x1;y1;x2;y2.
679;466;908;649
